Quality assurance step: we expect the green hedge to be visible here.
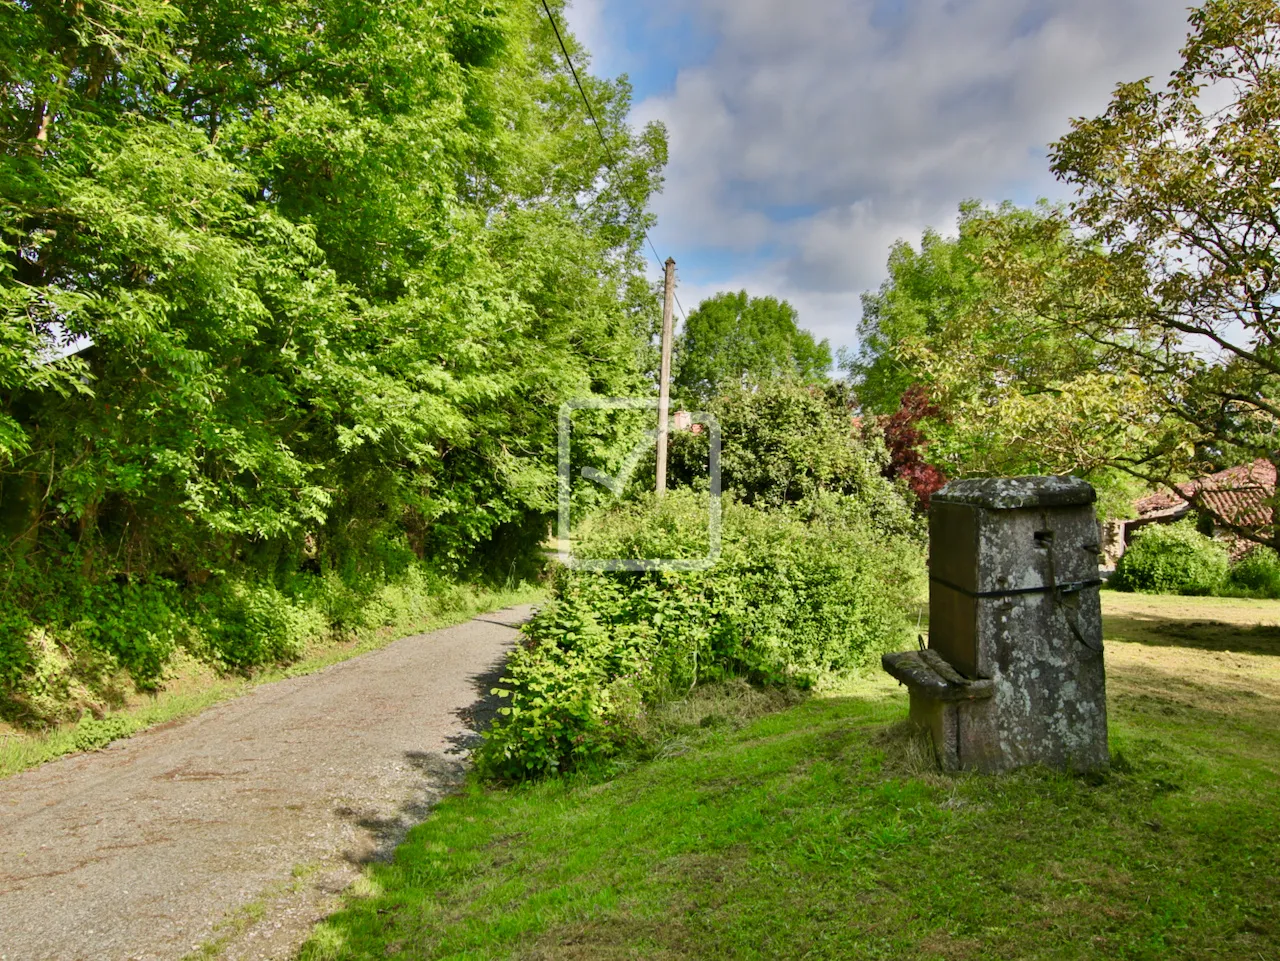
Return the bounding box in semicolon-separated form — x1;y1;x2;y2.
1113;520;1230;595
1225;546;1280;599
475;491;925;781
0;562;518;728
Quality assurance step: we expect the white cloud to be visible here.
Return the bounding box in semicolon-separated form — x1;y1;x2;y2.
562;0;612;75
626;0;1194;351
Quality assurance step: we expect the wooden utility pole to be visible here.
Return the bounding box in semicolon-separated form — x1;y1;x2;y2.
656;257;676;496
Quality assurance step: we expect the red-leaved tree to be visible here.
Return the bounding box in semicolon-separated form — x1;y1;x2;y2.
880;385;947;511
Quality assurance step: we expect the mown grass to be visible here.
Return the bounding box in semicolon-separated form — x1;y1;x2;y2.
0;581;544;779
299;593;1280;961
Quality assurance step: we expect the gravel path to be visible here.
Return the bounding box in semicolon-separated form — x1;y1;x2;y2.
0;606;533;961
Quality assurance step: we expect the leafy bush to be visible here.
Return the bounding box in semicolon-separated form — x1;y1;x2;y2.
191;579;326;672
1225;546;1280;599
476;491;925;781
0;570;191;723
1113;520;1230;595
660;381;916;524
0;557;522;727
71;714;138;753
70;580;186;691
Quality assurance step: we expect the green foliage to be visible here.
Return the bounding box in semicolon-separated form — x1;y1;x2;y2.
0;1;665;710
850;201;998;416
674;291;831;404
191;579;324;672
850;202;1177;505
1113;520;1230;595
68;579;185;690
70;714;136;753
661;380;916;524
475;491;925;781
0;568;187;717
1;578;541;775
850;200;1106;422
1226;546;1280;599
1011;0;1280;543
0;554;525;727
482;382;924;781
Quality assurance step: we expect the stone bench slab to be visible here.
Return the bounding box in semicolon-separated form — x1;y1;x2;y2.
881;649;995;702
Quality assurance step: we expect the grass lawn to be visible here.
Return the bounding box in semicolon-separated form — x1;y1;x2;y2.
299;592;1280;960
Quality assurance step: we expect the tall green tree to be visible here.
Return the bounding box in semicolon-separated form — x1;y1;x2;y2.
849;201;998;416
673;291;831;404
849;201;1175;516
0;0;667;579
850;202;1107;419
993;0;1280;544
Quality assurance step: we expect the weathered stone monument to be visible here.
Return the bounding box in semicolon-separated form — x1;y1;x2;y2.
883;476;1109;773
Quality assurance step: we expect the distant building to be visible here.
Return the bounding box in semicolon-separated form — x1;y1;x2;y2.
672;410;703;434
1102;459;1276;566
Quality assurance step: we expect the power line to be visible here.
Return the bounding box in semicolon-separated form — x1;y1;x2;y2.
538;0;688;324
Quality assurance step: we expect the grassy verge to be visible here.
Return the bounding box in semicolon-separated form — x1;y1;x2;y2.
0;581;544;779
299;593;1280;961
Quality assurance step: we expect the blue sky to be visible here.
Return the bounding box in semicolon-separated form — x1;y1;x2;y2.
564;0;1196;357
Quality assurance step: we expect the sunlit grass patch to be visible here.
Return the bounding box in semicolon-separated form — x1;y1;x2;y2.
299;593;1280;960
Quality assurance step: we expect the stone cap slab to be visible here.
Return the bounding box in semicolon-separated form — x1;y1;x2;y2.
932;476;1096;510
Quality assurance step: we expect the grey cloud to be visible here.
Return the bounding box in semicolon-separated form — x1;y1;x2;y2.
633;0;1193;338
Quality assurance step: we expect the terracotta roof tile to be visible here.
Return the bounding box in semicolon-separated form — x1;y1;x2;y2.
1135;459;1276;529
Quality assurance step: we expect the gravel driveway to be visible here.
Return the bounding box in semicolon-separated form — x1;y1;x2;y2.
0;606;532;961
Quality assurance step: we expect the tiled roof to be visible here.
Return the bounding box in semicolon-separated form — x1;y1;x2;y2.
1135;459;1276;529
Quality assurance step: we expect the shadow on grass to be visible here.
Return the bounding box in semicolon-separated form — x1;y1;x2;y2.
1108;659;1280;742
1103;612;1280;656
451;651;511;754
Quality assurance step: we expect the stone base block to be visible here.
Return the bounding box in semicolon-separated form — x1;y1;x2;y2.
908;690;1003;773
882;645;1108;775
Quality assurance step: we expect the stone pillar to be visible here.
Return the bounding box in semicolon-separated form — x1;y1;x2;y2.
884;476;1109;774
